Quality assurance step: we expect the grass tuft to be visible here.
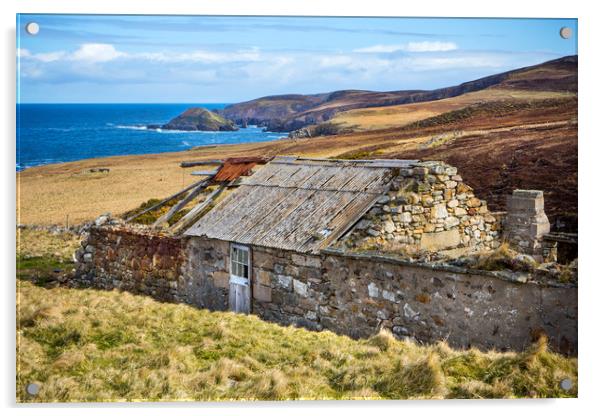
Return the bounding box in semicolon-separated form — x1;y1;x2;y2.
16;281;577;402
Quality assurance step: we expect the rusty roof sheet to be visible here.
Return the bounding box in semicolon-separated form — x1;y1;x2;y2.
184;156;397;253
213;157;268;182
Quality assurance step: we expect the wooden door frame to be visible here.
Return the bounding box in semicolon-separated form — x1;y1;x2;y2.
229;243;252;313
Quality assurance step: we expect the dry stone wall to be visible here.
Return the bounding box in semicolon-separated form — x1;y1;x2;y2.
74;227;577;355
178;237;577;355
74;227;185;302
340;161;501;258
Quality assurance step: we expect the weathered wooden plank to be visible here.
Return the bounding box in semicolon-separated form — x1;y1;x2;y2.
153;179;211;228
180;160;223;168
169;184;226;234
191;170;219;176
229;281;250;313
124;178;209;223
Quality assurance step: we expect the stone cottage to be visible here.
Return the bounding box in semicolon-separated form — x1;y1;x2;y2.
75;156;577;355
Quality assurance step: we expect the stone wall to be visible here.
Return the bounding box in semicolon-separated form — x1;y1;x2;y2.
74;227;185;302
74;227;577;355
178;237;577;355
504;190;552;261
340;161;501;258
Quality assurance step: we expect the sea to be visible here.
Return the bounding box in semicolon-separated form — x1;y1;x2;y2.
16;103;285;171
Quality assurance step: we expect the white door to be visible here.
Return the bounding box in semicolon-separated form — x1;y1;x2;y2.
229;244;251;313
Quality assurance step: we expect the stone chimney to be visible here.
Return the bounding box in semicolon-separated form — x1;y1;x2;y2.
504;190;550;260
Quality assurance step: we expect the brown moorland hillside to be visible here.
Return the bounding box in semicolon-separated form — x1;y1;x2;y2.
218;55;576;132
334;97;578;231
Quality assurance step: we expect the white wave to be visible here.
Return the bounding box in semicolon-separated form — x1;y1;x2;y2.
115;125;148;130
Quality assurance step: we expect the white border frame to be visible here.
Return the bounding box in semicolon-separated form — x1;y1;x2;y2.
4;1;600;415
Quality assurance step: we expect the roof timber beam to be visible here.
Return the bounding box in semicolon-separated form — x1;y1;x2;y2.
152;177;213;229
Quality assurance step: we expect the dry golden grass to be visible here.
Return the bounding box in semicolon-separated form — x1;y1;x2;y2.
17;280;577;402
329;88;574;131
17;228;80;260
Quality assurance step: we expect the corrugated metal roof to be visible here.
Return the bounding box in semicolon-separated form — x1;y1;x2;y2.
184;156;399;253
213;157;267;182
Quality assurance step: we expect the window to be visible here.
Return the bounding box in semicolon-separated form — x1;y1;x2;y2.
230;244;250;280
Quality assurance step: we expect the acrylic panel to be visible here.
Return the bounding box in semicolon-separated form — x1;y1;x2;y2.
16;14;578;402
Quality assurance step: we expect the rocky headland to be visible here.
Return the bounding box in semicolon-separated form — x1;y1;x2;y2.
149;107;238;131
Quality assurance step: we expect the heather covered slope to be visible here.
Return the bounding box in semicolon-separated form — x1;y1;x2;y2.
218;55;576;132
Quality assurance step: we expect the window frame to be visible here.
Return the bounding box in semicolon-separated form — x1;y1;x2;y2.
230;243;251;285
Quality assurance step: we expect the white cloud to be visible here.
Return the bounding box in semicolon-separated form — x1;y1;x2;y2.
354;41;458;53
35;51;67;63
137;48;261;63
70;43;126;63
18;43;262;65
319;55;353;67
17;48;31;58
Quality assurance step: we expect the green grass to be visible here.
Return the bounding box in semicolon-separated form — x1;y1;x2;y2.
16;228;80;285
16;280;577;402
120;197;184;225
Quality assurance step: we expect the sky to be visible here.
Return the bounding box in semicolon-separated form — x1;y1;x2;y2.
16;15;578;103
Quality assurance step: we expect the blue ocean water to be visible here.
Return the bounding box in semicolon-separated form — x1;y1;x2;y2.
16;104;285;171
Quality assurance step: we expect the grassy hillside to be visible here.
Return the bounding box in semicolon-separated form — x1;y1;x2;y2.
219;56;576;132
328;88;574;132
17;280;577;402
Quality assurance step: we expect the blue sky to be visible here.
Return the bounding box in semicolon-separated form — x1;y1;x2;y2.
17;15;577;103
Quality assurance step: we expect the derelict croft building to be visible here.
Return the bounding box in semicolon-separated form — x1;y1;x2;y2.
75;156;577;354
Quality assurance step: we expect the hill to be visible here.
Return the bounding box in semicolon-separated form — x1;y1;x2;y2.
218;56;577;133
157;107;238;131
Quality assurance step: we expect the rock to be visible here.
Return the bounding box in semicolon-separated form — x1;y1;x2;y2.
447;199;459;208
466;197;482;208
484;214;496;223
422;196;434;207
367;228;380;237
305;311;317;321
457;183;473;193
354;219;371;231
293;279;309;297
420;230;461;251
392;326;410;336
382;290;396;302
159;107;238;131
277;274;293;289
400;212;412;223
94;214;110;227
368;282;380;298
431;203;448;219
445;180;457;189
403;303;419;319
444;216;460;228
383;221;396;233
